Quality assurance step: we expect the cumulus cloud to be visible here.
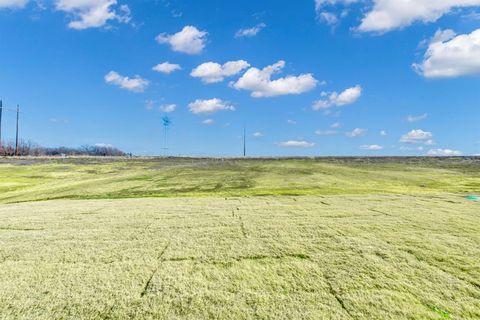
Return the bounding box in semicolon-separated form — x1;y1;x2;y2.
380;130;388;136
104;71;149;92
313;85;362;110
358;0;480;33
0;0;28;8
314;0;359;25
191;60;250;84
278;140;316;148
253;132;264;138
55;0;131;30
232;60;318;98
346;128;366;138
235;23;266;38
360;144;383;151
159;104;176;113
406;113;428;123
331;122;341;129
152;62;181;74
400;129;434;144
202;119;214;125
428;148;463;156
315;1;480;33
188;98;234;114
413;29;480;78
156;26;207;55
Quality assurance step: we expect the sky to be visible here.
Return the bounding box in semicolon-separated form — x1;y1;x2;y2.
0;0;479;157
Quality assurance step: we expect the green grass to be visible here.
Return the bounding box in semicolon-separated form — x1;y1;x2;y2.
0;157;479;319
1;157;479;203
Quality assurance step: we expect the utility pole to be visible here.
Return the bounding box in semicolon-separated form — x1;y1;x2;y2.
15;105;19;156
0;100;3;151
243;126;246;157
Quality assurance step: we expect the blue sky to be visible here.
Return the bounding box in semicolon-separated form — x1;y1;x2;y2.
1;0;479;156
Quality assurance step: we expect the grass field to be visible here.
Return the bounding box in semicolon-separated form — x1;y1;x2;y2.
0;157;479;319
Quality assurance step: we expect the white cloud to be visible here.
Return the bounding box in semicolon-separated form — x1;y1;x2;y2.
191;60;250;84
287;119;297;125
313;85;362;110
358;0;480;33
315;129;338;136
235;23;266;38
331;122;341;129
55;0;131;30
428;148;463;156
159;104;176;113
360;144;383;151
380;130;388;136
202;119;214;125
156;26;207;55
414;29;480;78
278;140;316;148
253;132;264;138
314;0;359;25
400;129;433;144
188;98;234;115
346;128;366;138
153;62;181;74
406;113;428;123
0;0;28;8
315;1;480;33
232;60;318;98
104;71;149;92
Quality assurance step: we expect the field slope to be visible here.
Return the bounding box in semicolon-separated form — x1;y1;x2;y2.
0;157;479;319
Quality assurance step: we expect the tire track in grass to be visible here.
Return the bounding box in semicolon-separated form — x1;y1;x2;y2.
140;240;171;297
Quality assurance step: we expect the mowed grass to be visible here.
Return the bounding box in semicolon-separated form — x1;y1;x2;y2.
0;157;480;203
0;158;479;319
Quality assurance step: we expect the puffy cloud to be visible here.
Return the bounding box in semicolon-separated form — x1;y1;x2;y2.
380;130;388;136
413;29;480;78
191;60;250;84
360;144;383;151
253;132;264;138
202;119;214;125
104;71;149;92
287;119;297;125
400;129;433;144
188;98;234;114
346;128;366;138
152;62;181;74
331;122;341;129
313;85;362;110
156;26;207;55
358;0;480;33
278;140;316;148
315;1;480;33
314;0;359;25
55;0;131;30
232;61;318;98
159;104;176;113
0;0;28;8
235;23;266;38
406;113;428;123
428;148;463;156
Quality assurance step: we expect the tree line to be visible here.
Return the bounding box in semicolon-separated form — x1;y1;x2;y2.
0;140;126;157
